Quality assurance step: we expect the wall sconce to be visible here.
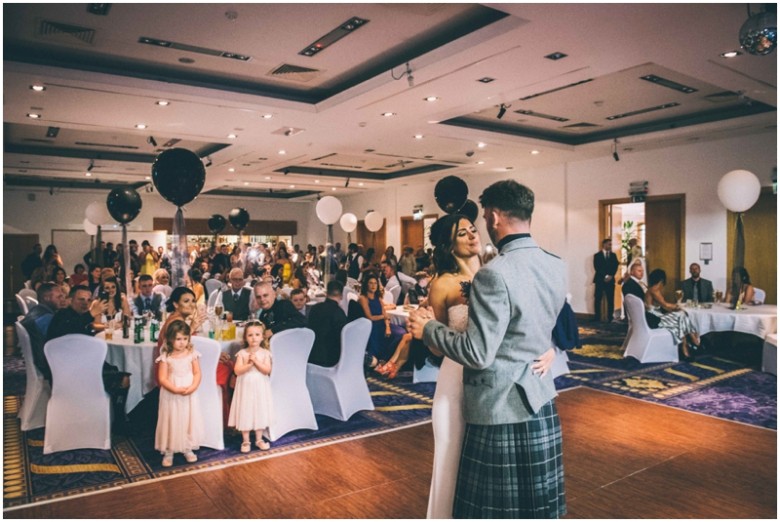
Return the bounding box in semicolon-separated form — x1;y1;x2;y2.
699;242;713;265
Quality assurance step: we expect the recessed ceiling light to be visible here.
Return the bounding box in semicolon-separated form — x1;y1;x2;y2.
424;96;439;102
262;114;273;119
314;179;320;183
227;133;237;139
382;112;396;117
414;134;424;139
477;142;486;148
358;182;364;187
30;85;46;92
155;100;169;106
244;182;249;186
228;168;235;172
27;113;41;119
331;187;337;191
477;161;485;165
721;50;742;58
289;184;295;188
427;120;440;124
135;123;147;129
544;51;568;60
278;150;286;155
531;150;541;155
85;172;92;177
264;176;272;180
145;176;151;180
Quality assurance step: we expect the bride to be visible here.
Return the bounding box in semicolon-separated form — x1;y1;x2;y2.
425;214;555;518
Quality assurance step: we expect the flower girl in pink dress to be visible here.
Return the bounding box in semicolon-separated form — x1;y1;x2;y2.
229;321;275;453
155;320;203;467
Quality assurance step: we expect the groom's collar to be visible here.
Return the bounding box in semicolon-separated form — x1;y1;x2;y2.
497;233;531;252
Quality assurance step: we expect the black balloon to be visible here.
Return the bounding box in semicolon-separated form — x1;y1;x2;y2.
106;188;142;224
207;214;226;234
229;208;250;231
151;148;206;207
434;175;468;214
460;199;479;223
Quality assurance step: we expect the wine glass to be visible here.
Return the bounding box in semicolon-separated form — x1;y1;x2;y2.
214;303;224;318
675;290;683;304
714;290;723;303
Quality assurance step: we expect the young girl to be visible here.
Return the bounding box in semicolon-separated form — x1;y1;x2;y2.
228;321;274;453
155;320;204;467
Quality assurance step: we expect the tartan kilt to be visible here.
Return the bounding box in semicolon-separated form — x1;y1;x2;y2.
453;400;565;519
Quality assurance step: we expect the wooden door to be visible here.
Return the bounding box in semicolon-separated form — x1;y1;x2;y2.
727;187;776;304
400;214;438;252
4;234;39;300
356;220;386;259
645;195;685;302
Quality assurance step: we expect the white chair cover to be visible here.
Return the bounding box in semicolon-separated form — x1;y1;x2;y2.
19;288;37;301
762;333;777;376
753;288;767;305
622;294;679;363
268;328;317;441
346;277;359;290
152;284;173;299
15;322;51;431
190;337;225;450
207;288;223;309
25;296;39;309
339;291;359;315
23;280;32;289
204;278;223;297
44;334;111;454
306;318;374;421
15;294;29;315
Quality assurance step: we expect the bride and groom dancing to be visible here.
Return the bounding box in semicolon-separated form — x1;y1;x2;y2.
409;180;567;519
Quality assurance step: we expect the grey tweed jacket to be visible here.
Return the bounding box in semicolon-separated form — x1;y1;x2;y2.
423;236;566;425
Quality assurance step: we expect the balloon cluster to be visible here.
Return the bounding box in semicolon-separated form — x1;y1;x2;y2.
434;175;478;222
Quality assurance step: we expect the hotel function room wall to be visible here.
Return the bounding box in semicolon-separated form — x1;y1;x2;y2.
335;131;776;315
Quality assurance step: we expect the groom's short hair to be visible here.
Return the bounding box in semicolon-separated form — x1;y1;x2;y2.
480;180;534;221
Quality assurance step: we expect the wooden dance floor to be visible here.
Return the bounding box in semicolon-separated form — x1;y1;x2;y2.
8;387;776;519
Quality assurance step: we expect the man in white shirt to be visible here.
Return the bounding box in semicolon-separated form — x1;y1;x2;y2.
382;260;416;305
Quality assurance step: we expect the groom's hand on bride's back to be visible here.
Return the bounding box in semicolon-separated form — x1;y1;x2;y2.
408;306;435;339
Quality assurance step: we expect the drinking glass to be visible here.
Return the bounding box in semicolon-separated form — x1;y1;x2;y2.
675;290;683;303
714;290;723;303
215;304;224;317
105;320;114;340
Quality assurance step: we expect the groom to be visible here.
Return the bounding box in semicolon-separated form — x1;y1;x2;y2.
409;180;567;518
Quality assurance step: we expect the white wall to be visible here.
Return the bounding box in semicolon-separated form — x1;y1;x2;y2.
333;132;776;314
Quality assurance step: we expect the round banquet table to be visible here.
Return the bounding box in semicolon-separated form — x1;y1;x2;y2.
387;305;418;328
684;303;777;340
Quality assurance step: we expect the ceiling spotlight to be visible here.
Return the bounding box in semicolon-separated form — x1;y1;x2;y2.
155;100;169;106
331;187;337;191
135;123;147;129
612;138;620;162
358;182;364;187
477;161;485;165
721;50;742;58
145;176;151;180
477;142;487;148
147;136;157;147
204;156;213;167
424;96;439;102
262;114;273;119
284;128;295;137
315;179;320;183
414;134;424;139
278;150;287;155
264;176;272;180
345;177;351;188
289;184;296;188
497;104;509;119
227;133;237;139
30;84;46;92
244;182;249;186
531;150;541;155
228;167;235;172
382;112;396;117
27;113;41;119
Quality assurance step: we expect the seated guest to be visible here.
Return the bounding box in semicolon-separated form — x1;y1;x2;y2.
51;266;71;297
47;286;131;433
254;282;306;336
290;288;308;319
188;267;206;305
725;266;756;305
307;281;348;367
101;276;131;318
681;263;714;302
131;274;164;319
87;264;103;293
152;268;172;297
645;268;701;360
69;263;88;288
222;268;252;321
290;265;309;290
622;260;660;328
381;260;416;305
29;266;47;291
20;283;67;383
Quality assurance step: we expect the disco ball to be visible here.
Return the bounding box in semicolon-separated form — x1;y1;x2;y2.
739;11;777;55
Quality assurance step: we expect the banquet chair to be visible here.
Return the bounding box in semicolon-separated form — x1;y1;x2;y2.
15;293;30;315
190;337;224;450
152;284;173;299
267;328;317;441
19;288;37;301
204;278;223;297
15;321;51;431
346;277;359;290
207;288;223;309
306;318;374;421
762;333;777;376
25;296;39;310
339;290;358;315
753;288;766;305
43;334;111;454
622;295;679;363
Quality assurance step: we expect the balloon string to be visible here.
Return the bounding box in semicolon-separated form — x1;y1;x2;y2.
171;207;191;288
95;225;103;268
123;224;133;298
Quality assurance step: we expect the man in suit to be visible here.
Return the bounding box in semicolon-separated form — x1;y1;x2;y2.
254;281;306;336
290;289;309;319
621;261;660;328
221;268;252;321
593;238;619;322
681;263;714;303
409;180;567;518
307;281;348;367
131;274;164;319
21;282;67;383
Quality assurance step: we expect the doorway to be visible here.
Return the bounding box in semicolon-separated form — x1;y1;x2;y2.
400;214;438;253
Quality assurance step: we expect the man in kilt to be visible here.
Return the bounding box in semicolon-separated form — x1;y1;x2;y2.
409;180;567;518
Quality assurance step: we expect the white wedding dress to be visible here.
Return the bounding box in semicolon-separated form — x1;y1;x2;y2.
427;304;468;519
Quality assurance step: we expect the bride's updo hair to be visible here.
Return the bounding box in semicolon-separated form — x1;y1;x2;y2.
429;214;471;275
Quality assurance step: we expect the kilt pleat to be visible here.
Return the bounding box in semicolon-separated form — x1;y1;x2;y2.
453;400;565;519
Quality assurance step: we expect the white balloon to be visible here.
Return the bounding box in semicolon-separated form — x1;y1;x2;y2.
316;196;343;225
83;218;97;236
85;201;112;225
340;212;358;233
717;169;762;212
365;211;384;232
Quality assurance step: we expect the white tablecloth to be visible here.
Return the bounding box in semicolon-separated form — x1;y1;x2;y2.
101;333;156;414
387;306;417;327
685;303;777;340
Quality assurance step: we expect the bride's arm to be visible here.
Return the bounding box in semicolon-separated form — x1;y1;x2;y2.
425;277;450;357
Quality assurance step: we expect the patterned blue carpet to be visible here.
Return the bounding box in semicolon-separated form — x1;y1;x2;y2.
4;320;776;509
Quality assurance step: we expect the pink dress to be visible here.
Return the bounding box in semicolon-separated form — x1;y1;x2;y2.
155;351;204;454
228;349;275;432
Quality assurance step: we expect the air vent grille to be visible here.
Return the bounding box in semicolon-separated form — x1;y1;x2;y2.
703;91;741;103
74;141;140;150
562;122;600;130
38;20;96;44
268;64;321;83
